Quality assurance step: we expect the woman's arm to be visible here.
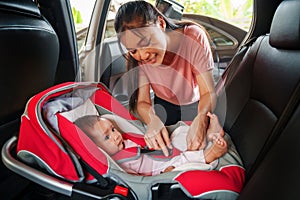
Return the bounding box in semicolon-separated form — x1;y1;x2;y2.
187;70;217;150
137;76;172;156
136;76;153;124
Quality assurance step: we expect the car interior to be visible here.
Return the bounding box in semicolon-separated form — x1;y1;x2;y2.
0;0;299;199
94;1;248;105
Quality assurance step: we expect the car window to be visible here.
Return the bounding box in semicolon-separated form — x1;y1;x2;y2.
70;0;96;50
181;0;253;31
74;0;253;84
104;0;252;38
71;0;253;49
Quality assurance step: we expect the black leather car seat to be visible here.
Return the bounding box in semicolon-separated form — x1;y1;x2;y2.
238;1;300;198
0;0;59;124
215;0;300;181
0;0;59;198
238;101;300;199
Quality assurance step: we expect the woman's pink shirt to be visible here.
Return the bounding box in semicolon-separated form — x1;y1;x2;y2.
139;25;214;105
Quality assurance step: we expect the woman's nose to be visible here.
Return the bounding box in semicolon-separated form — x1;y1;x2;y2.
138;48;150;61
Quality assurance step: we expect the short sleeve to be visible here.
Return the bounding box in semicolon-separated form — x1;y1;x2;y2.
184;25;214;75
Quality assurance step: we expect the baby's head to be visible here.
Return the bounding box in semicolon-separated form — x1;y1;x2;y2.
74;115;124;155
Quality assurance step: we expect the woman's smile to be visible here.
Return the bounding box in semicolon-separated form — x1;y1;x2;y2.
140;53;158;65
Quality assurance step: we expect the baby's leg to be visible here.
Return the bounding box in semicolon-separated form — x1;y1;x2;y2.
206;112;225;141
163;166;175;173
204;137;227;164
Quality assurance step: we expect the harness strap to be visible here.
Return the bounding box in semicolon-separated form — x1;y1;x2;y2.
79;159;108;187
122;132;174;156
140;147;173;156
113;146;179;163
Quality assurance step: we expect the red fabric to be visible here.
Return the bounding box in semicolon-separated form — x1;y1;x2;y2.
18;82;111;182
175;165;245;196
112;147;139;161
114;185;129;197
57;114;109;175
183;121;192;125
17;115;80;181
122;132;146;147
113;132;181;160
92;90;137;120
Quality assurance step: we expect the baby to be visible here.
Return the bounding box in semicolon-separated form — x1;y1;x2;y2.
74;112;227;175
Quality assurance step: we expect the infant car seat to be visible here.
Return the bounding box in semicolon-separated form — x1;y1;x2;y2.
14;82;244;199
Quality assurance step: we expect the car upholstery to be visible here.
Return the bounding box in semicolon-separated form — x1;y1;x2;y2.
0;0;299;199
0;0;59;124
0;0;59;198
215;0;300;196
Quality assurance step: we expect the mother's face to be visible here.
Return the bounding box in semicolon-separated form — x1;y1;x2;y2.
119;18;167;66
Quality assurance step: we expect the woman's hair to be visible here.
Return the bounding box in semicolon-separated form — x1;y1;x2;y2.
114;0;182;33
114;0;211;113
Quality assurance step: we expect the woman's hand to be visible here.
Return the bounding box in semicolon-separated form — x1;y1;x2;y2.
136;79;172;156
144;115;172;156
186;113;208;150
187;70;216;150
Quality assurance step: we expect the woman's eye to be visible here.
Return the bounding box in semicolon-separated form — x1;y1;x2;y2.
112;127;115;132
104;135;110;140
140;37;151;47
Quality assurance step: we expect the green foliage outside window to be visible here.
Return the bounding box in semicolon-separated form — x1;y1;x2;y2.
150;0;253;30
72;7;83;24
72;0;253;31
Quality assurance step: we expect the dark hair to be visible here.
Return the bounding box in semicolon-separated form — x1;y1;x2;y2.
114;0;211;113
114;0;182;33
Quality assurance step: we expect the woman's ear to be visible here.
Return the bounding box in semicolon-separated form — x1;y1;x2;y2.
157;15;166;30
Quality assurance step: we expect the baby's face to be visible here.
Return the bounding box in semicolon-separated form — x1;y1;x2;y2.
92;118;124;155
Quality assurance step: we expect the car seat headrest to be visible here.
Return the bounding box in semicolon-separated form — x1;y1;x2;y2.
269;0;300;50
0;0;41;17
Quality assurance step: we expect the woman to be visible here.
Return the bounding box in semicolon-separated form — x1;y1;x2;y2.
114;0;216;156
